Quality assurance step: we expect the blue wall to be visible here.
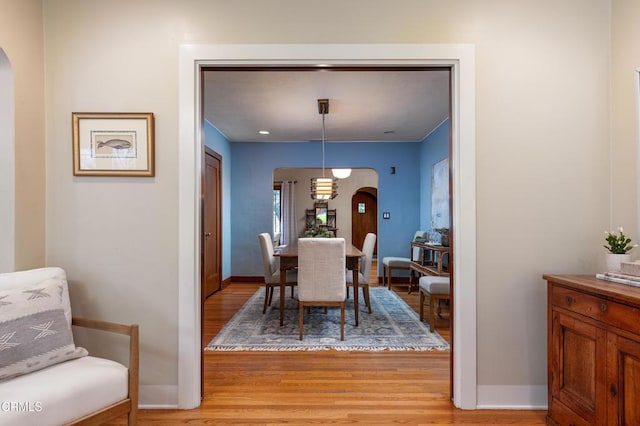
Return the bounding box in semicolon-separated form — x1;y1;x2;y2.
420;119;450;231
230;141;422;276
204;120;232;279
202;122;448;279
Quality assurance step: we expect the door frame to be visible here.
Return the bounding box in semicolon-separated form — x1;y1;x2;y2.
178;44;477;409
351;188;378;254
202;146;222;297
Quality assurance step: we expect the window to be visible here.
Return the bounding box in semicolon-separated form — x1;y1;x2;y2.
273;184;281;242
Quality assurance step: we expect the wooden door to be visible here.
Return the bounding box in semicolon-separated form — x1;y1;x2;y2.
203;148;221;298
607;332;640;425
351;190;377;253
550;310;607;425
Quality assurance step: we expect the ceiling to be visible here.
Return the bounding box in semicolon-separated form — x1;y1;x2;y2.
203;68;450;143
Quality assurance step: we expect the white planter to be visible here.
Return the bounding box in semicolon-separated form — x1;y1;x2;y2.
606;253;631;272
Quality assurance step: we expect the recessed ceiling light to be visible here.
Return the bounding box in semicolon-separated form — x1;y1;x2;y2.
383;130;396;134
258;130;270;135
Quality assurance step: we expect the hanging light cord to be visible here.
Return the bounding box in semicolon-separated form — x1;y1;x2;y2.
321;111;326;178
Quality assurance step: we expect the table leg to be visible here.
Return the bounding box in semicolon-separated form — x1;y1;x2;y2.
353;268;359;326
279;269;286;326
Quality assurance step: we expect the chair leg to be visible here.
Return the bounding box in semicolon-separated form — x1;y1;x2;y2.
340;302;345;341
419;290;425;321
383;264;387;289
387;266;392;290
429;294;436;332
262;285;270;314
363;285;372;314
291;285;294;299
299;303;304;340
268;286;274;307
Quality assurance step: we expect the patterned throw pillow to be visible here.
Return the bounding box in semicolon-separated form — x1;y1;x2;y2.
0;279;87;381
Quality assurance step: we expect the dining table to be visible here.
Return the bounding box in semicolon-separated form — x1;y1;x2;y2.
274;242;364;326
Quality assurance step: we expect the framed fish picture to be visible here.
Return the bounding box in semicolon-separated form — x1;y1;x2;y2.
72;112;155;176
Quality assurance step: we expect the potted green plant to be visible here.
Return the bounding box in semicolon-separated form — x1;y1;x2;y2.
304;227;335;238
604;227;637;271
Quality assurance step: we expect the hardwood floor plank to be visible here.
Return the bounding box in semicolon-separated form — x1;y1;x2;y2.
107;264;545;424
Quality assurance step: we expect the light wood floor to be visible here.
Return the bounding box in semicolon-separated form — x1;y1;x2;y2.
109;262;546;425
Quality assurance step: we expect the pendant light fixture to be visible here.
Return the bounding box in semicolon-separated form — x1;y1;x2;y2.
310;99;338;200
331;168;352;179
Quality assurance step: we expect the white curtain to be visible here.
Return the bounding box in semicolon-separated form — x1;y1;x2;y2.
281;181;298;245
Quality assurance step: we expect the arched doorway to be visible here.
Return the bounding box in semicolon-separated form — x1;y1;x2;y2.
351;188;377;255
0;48;15;272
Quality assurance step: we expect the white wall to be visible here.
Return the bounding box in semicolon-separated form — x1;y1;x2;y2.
41;0;613;407
612;0;640;244
273;168;378;248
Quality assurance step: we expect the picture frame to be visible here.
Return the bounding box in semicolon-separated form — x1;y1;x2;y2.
431;157;450;229
315;203;328;225
72;112;155;176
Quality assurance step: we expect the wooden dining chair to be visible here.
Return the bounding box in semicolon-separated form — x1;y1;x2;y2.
258;233;296;313
297;237;346;340
346;232;376;313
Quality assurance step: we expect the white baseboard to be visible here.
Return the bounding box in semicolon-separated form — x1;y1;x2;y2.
477;385;548;410
138;385;179;409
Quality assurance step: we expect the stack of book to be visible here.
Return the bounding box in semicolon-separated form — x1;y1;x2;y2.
597;261;640;288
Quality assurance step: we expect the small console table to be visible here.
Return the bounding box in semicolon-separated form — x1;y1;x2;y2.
408;241;451;293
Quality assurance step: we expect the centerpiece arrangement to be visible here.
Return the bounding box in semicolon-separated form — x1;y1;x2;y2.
304;227;335;238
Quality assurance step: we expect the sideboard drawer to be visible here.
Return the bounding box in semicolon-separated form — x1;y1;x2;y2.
551;285;640;334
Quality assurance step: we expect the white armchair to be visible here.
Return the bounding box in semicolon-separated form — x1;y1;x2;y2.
0;267;138;426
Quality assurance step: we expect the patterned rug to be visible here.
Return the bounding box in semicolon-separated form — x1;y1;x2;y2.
205;287;449;351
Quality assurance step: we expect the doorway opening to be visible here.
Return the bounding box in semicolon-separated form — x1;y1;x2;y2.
352;187;378;256
179;44;477;409
201;67;453;398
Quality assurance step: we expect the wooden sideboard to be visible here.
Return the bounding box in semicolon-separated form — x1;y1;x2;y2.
544;274;640;425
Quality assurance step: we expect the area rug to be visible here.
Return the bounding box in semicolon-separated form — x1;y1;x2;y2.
205;287;449;351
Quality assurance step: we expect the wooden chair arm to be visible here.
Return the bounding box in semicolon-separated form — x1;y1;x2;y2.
72;317;137;336
71;317;139;425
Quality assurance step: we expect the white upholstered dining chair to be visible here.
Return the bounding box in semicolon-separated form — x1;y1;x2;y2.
297;237;347;340
346;232;376;314
258;233;297;314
